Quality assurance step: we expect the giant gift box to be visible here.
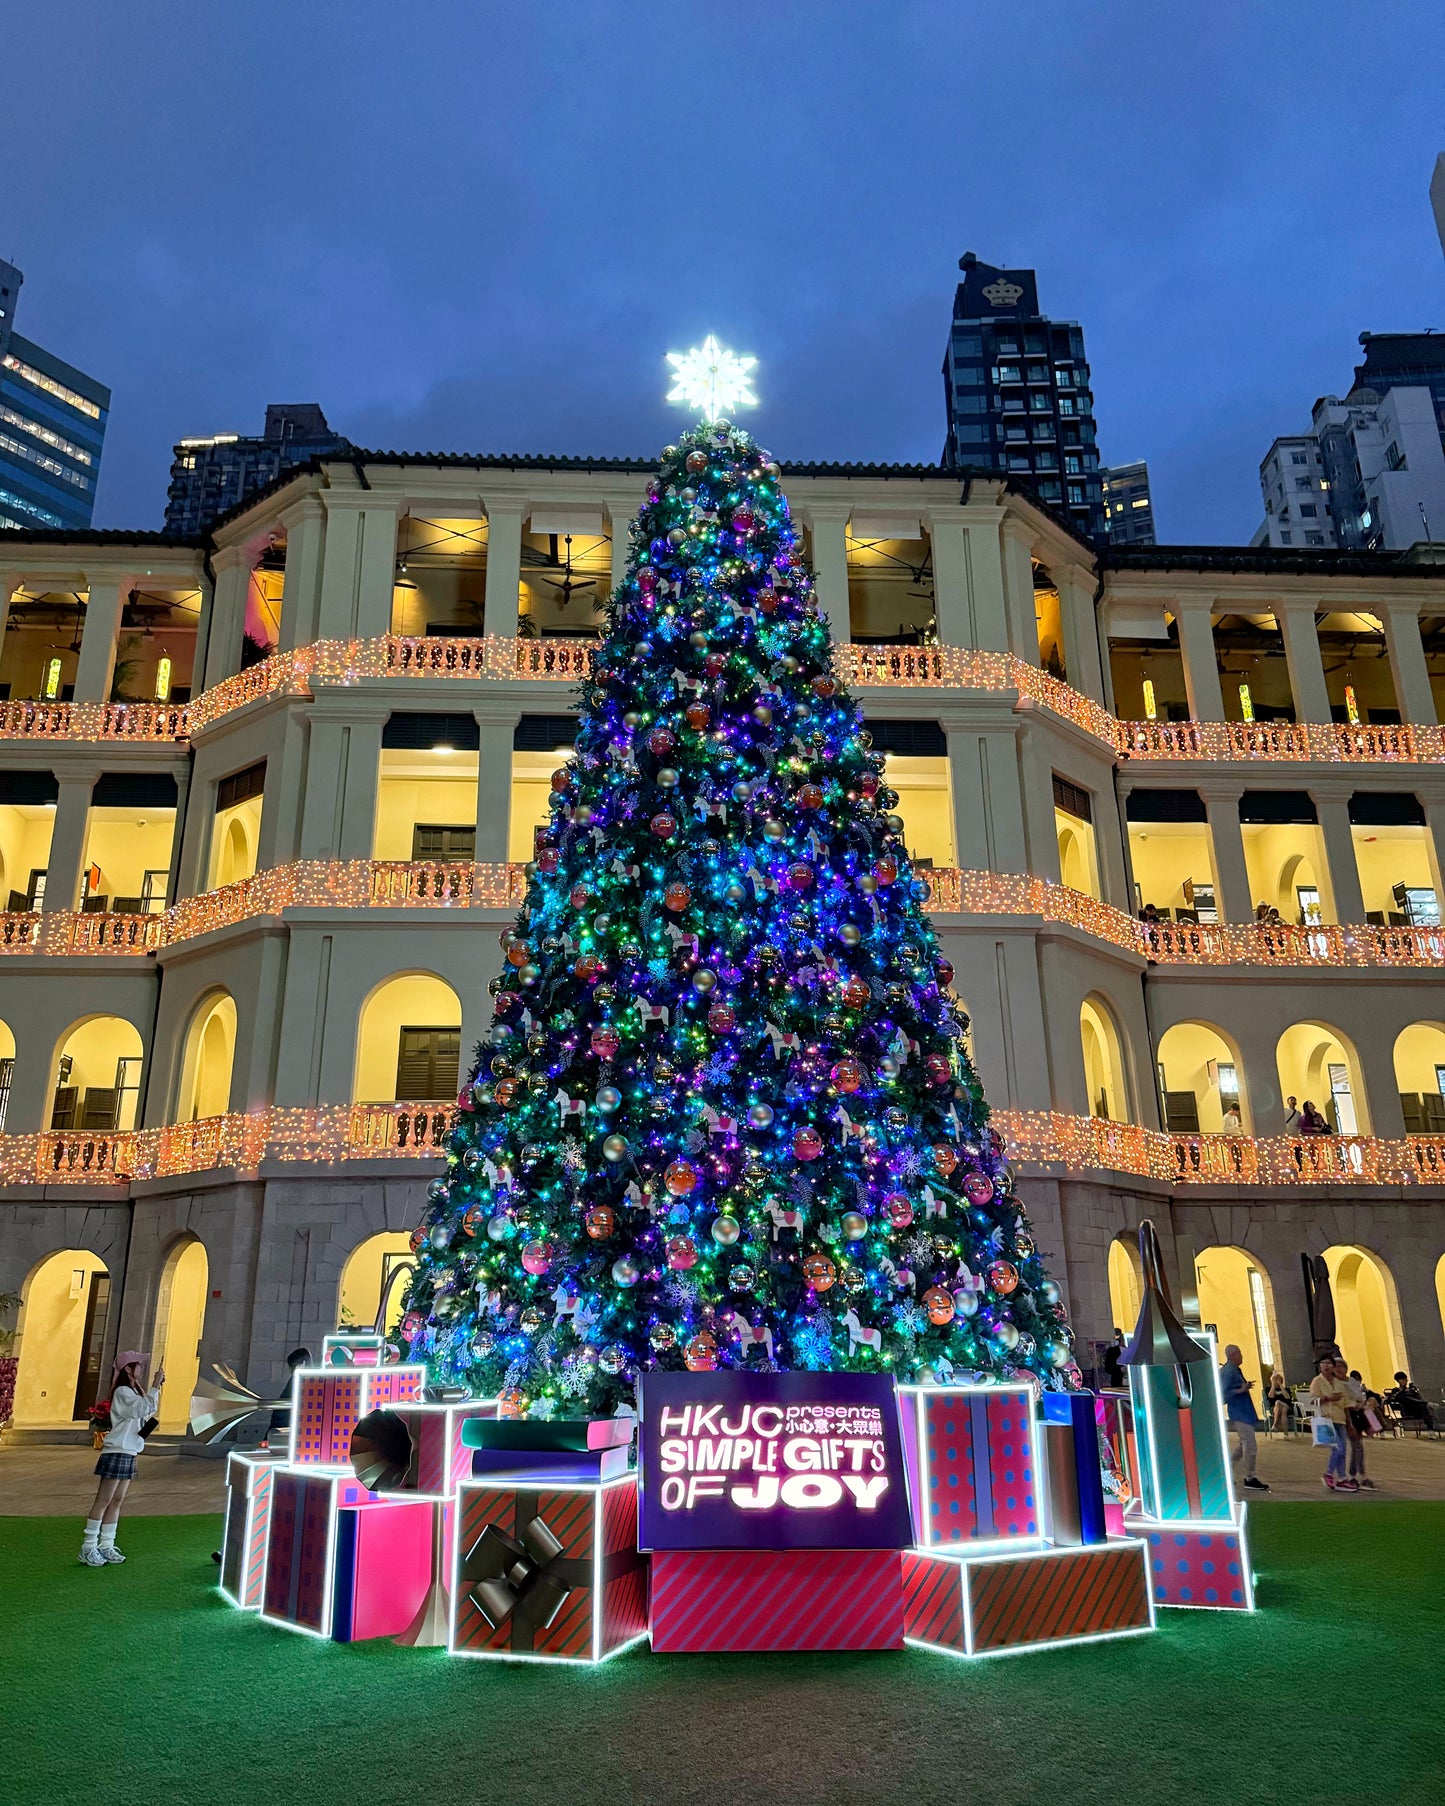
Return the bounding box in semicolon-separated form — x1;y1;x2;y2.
291;1364;424;1466
450;1476;648;1663
219;1450;280;1609
261;1469;375;1634
902;1538;1153;1656
897;1384;1042;1548
1128;1361;1233;1523
1131;1505;1254;1611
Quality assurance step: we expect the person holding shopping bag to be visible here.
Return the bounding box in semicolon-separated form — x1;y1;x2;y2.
1308;1355;1356;1493
79;1351;163;1565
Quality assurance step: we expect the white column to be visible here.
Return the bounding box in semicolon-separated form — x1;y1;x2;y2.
277;498;327;653
1312;790;1366;925
475;709;521;862
1174;599;1225;722
1056;562;1106;702
1000;519;1038;661
1197;783;1253;922
800;505;851;645
481;498;526;640
202;549;253;689
297;718;348;860
1276;602;1332;723
1381;603;1437;725
337;716;386;861
944;723;1028;874
0;570;20;641
42;770;99;913
924;516;975;648
316;497;399;639
604;492;643;600
72;579;127;703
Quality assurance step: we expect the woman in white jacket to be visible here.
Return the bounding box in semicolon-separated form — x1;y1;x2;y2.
80;1351;164;1566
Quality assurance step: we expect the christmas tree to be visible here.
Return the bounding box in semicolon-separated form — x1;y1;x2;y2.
401;398;1077;1418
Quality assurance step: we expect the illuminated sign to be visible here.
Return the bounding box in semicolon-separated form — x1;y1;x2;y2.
637;1371;912;1552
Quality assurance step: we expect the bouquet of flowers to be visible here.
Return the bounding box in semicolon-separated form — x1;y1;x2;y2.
87;1397;112;1448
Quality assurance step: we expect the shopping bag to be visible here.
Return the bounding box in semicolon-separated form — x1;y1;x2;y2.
1312;1417;1336;1446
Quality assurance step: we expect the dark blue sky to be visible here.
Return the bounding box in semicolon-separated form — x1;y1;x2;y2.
8;1;1443;541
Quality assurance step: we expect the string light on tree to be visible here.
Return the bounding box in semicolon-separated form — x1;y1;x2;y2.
665;337;758;422
398;393;1081;1418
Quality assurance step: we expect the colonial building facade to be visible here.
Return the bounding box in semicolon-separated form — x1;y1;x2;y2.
3;451;1444;1434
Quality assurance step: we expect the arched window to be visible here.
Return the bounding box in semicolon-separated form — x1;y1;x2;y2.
1392;1023;1445;1134
152;1235;209;1431
50;1016;144;1131
354;973;462;1103
1321;1245;1407;1390
1194;1246;1281;1384
1080;997;1129;1122
1275;1022;1368;1135
176;992;237;1122
1107;1237;1142;1338
12;1249;110;1426
1156;1022;1248;1134
338;1231;416;1333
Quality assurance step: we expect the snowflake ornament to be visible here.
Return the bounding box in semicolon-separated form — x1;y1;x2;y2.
666;337;758;421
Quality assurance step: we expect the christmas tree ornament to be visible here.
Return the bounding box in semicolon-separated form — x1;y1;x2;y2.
397;414;1069;1415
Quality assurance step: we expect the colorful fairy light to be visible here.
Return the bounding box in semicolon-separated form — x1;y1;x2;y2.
398;422;1078;1418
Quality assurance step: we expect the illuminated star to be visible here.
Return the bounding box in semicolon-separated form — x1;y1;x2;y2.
666;336;758;420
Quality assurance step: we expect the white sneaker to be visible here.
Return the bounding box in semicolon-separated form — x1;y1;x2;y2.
78;1546;107;1566
100;1544;126;1563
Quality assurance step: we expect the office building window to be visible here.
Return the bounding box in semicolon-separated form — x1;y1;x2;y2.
1291;452;1308;465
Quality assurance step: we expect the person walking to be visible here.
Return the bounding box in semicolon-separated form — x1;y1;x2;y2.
1219;1344;1269;1491
1309;1355;1356;1492
80;1351;163;1565
1343;1370;1377;1488
1266;1368;1292;1432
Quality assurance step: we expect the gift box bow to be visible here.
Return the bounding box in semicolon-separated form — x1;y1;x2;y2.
463;1516;590;1635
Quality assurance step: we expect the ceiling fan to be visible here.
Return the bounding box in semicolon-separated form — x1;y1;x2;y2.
534;535;599;610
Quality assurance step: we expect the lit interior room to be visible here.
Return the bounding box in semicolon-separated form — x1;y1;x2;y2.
519;516;611;638
1348;793;1441;925
843;521;935;643
373;714;481;864
1126;789;1219;920
389;516;489;637
77;774;177;912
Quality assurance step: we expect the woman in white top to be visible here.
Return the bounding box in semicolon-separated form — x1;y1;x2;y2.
80;1351;164;1566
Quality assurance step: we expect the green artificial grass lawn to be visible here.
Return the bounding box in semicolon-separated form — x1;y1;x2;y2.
6;1507;1441;1806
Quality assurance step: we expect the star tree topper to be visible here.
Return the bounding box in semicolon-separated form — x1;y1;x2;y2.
666;336;758;421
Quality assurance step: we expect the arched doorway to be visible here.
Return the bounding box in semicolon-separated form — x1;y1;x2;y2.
1392;1022;1445;1135
1107;1237;1142;1338
354;972;462;1103
50;1016;144;1132
152;1237;209;1431
1080;997;1129;1122
12;1250;110;1426
1156;1021;1248;1134
1322;1245;1407;1390
1194;1246;1281;1385
176;992;237;1121
338;1231;415;1334
1275;1022;1368;1135
0;1015;14;1131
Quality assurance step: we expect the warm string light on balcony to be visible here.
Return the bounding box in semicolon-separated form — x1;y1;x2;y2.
2;633;1443;768
7;1102;1445;1190
2;862;1442;969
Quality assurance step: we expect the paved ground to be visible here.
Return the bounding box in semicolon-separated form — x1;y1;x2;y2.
2;1426;1442;1516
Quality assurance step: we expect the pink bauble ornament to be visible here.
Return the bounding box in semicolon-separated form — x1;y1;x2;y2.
793;1127;823;1161
962;1170;995;1207
521;1239;552;1275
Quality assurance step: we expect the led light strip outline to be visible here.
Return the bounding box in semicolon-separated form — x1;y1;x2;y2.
896;1382;1048;1555
902;1535;1158;1661
283;1364;428;1467
216;1450;273;1611
1123;1497;1257;1613
447;1475;648;1665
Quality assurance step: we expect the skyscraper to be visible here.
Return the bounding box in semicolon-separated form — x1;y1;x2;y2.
941;252;1105;539
164;402;350;534
1100;461;1156;545
0;259;109;532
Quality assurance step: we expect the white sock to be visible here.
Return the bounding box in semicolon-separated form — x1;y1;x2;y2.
98;1523;117;1551
82;1518;102;1549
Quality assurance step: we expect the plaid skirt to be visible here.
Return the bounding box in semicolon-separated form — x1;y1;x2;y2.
94;1451;138;1481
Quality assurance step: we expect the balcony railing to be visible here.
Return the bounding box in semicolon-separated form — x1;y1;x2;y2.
5;634;1444;768
7;861;1442;971
6;1101;1445;1189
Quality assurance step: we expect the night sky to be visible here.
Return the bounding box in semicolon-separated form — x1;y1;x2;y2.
7;1;1443;542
